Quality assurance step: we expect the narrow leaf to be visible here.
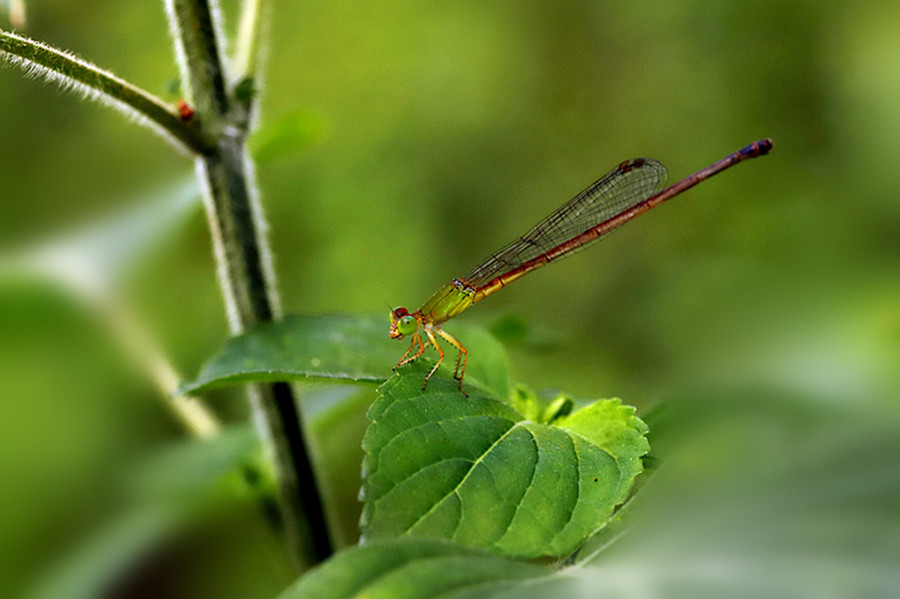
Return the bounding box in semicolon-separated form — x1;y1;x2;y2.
360;368;649;558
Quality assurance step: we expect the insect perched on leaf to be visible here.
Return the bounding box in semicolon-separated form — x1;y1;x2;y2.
390;139;774;395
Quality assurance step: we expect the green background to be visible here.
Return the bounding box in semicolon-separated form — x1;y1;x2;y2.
1;0;898;596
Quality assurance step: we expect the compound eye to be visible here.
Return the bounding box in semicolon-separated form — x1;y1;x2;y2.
397;314;418;335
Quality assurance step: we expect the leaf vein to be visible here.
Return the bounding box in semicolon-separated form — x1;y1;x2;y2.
489;424;541;547
372;413;517;467
549;432;586;547
403;420;528;534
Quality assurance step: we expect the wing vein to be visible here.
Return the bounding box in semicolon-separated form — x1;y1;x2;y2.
462;159;668;288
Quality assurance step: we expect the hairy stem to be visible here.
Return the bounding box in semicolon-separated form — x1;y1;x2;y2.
165;0;333;566
3;0;332;567
0;29;209;153
163;0;229;126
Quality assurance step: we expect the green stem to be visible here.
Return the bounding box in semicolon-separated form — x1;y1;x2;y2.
163;0;229;124
0;29;209;153
165;0;333;566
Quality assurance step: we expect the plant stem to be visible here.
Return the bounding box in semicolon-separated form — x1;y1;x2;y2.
106;296;221;438
0;29;209;153
4;0;332;567
165;0;333;566
163;0;229;126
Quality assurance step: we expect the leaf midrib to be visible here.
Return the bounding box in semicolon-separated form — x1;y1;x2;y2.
402;420;534;535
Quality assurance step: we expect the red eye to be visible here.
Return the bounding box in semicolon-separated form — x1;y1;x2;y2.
393;307;409;318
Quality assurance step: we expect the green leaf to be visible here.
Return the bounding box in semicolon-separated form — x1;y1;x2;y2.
179;314;510;399
568;483;645;565
360;368;649;558
446;323;510;399
277;538;553;599
179;314;392;393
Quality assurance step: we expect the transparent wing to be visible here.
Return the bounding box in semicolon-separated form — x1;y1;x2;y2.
463;158;668;288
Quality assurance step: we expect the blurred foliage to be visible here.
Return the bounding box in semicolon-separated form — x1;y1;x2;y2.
2;0;899;596
278;538;553;599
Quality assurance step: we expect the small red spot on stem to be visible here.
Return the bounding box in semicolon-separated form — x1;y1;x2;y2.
176;100;195;122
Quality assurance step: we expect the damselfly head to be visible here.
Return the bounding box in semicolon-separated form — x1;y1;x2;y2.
389;307;418;339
